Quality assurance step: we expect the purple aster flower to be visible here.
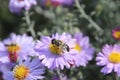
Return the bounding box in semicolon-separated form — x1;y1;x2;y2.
3;58;45;80
0;62;15;80
41;0;74;7
9;0;37;13
96;44;120;76
0;62;8;80
0;33;36;63
34;33;77;70
72;33;94;67
112;27;120;40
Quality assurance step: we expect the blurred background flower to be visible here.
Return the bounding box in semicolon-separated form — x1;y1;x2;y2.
0;33;35;63
9;0;37;13
112;27;120;40
40;0;74;7
73;33;94;67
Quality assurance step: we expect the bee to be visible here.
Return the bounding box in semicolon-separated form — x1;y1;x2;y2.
51;39;70;52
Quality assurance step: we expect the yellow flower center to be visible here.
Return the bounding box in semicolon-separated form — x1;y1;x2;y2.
74;44;81;52
49;44;62;55
108;52;120;63
13;65;29;80
6;44;20;53
114;31;120;39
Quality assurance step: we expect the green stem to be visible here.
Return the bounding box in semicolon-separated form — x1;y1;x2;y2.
56;69;63;80
24;10;36;38
75;0;103;34
115;73;119;80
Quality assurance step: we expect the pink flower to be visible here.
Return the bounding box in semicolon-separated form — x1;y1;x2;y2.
112;27;120;40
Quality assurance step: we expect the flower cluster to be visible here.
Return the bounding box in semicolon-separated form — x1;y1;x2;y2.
96;27;120;77
0;33;35;63
0;33;45;80
34;32;94;69
5;0;120;79
0;32;94;79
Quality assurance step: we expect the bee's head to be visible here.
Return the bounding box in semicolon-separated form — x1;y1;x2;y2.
51;39;62;46
51;39;56;44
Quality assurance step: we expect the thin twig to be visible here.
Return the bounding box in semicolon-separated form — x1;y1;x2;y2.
75;0;103;34
115;73;119;80
24;10;36;38
56;69;63;80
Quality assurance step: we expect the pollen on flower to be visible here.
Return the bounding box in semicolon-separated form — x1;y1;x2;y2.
49;44;62;55
13;65;29;79
6;44;20;53
74;44;81;52
108;52;120;63
6;43;20;62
